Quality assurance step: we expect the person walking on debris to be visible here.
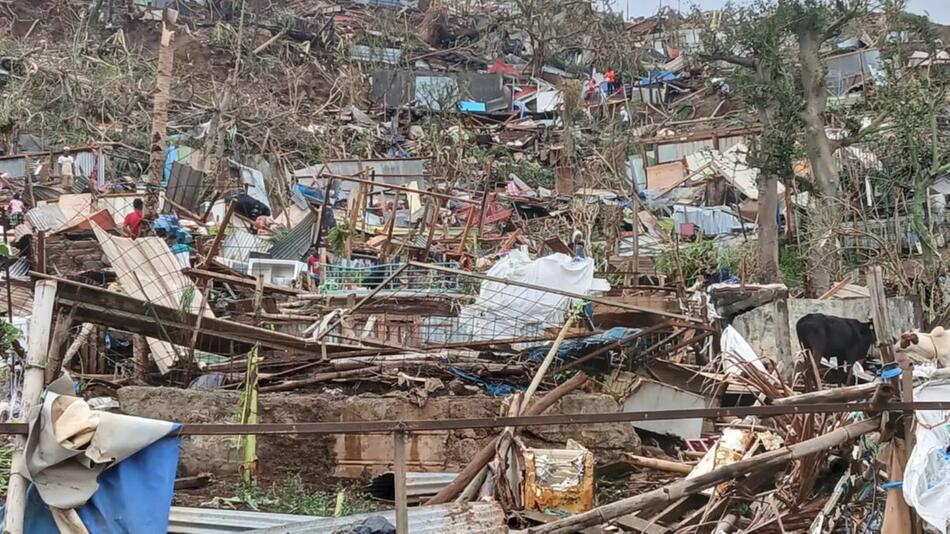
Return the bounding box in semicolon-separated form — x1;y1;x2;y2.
307;245;322;288
7;193;24;228
58;147;75;189
123;198;144;239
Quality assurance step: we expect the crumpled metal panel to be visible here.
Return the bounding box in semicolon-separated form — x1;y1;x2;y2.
25;205;68;232
167;502;506;534
522;443;595;514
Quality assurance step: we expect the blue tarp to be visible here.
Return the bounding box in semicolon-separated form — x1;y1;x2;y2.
448;367;520;396
636;71;678;87
163;146;178;185
523;326;642;363
293;183;325;203
1;430;181;534
458;101;487;112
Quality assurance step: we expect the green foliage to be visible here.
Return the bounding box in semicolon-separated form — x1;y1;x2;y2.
327;220;349;257
224;477;383;516
500;160;555;189
655;239;749;284
779;245;806;287
0;320;22;354
0;445;11;495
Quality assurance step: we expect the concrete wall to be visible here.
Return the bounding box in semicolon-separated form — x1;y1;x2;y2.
117;387;641;479
732;296;921;361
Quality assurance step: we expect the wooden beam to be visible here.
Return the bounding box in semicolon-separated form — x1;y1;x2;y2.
35;272;356;355
200;200;237;270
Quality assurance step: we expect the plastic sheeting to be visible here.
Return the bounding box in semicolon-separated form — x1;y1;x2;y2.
523;326;641;364
903;379;950;532
14;434;181;534
719;325;766;375
457;250;594;342
0;388;181;534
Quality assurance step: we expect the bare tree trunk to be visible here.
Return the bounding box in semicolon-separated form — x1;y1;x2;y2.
145;26;175;221
757;174;780;283
798;29;838;199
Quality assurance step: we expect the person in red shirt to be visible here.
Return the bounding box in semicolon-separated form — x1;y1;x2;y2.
306;245;321;288
123;198;144;239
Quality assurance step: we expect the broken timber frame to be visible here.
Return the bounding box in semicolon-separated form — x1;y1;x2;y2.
32;272;371;355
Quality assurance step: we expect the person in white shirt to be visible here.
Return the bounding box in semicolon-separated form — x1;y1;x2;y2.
58;148;75;189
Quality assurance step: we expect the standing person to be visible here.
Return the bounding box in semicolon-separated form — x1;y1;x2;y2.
606;69;617;94
7;193;24;228
58;147;75;189
123;198;144;239
306;245;322;288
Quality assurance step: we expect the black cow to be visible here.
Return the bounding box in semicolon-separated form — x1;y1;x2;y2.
795;313;875;383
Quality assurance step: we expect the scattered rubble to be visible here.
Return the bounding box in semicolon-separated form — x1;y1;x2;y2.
2;1;950;533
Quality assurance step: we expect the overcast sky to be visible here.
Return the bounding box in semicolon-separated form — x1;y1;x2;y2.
611;0;949;24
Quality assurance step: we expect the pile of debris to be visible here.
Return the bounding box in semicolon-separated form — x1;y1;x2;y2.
3;0;950;533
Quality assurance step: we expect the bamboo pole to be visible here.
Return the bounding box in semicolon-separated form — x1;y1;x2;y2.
425;372;589;505
527;417;881;534
3;280;57;534
625;454;694;475
393;429;408;534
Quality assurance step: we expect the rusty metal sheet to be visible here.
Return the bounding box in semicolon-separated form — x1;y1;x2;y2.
522;442;594;514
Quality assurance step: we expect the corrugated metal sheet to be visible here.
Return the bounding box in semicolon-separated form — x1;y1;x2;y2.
672;205;749;235
168;502;505;534
366;472;458;501
268;211;314;261
0;158;27;178
0;150;107;183
98;195;141;225
246;502;506;534
165;162;207;214
93;226;214;373
294;158;427;197
3;258;31;280
220;228;272;263
25;205;68;232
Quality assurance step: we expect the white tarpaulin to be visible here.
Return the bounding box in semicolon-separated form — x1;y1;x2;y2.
457;250;594;341
720;325;767;375
904;379;950;532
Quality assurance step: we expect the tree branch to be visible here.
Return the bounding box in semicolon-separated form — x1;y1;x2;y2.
831;112;891;151
822;1;862;41
699;52;757;70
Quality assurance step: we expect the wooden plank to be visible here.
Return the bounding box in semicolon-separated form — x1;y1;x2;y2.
394;430;408;534
184;267;303;295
